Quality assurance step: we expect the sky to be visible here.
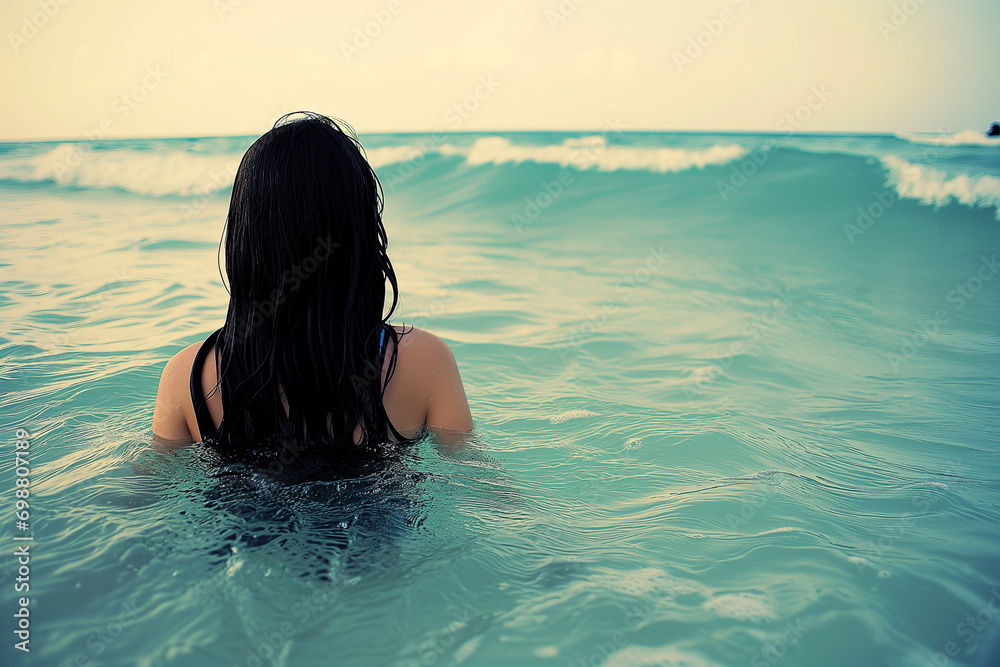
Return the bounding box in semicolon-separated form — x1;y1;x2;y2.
1;0;997;140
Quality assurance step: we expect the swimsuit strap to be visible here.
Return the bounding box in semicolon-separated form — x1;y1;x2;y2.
379;325;386;355
190;328;223;441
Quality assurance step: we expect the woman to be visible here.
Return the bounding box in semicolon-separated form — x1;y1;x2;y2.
152;113;472;458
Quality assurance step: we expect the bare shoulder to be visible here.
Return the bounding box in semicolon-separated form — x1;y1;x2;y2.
161;341;202;389
394;325;457;362
391;325;467;389
386;325;473;435
151;341;203;442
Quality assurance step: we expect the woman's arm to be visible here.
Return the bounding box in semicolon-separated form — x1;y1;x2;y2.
392;327;473;446
151;345;199;443
422;333;474;434
422;333;473;448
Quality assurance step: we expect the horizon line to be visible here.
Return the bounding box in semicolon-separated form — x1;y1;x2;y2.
1;127;987;144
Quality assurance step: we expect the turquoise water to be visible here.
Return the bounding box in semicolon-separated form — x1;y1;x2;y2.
1;130;999;666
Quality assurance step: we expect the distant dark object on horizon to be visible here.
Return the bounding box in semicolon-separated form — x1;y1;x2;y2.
988;123;1000;137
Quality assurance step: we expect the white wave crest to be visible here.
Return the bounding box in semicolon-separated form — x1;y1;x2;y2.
0;144;240;198
896;129;1000;147
1;137;751;197
881;155;1000;220
363;144;432;169
460;136;748;173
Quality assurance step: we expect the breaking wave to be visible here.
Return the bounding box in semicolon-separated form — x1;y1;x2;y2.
881;155;1000;220
896;129;1000;147
0;143;240;198
452;136;748;173
0;137;749;197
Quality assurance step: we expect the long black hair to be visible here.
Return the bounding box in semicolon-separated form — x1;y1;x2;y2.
211;112;407;458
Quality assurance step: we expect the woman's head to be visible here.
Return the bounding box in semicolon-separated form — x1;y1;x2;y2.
215;112;404;456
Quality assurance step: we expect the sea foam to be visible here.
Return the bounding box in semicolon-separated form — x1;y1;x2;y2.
456;136;748;173
0;137;750;197
897;129;1000;147
0;143;240;198
882;155;1000;220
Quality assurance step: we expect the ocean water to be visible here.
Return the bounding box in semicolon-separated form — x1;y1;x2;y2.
1;129;999;667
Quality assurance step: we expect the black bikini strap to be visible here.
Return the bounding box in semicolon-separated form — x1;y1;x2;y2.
190;328;223;441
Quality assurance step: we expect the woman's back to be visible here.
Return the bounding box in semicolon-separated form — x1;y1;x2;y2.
154;324;471;447
151;113;472;454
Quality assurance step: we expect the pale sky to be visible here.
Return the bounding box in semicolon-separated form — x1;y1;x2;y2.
1;0;997;140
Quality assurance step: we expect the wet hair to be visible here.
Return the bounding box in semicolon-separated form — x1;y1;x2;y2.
212;112;407;457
